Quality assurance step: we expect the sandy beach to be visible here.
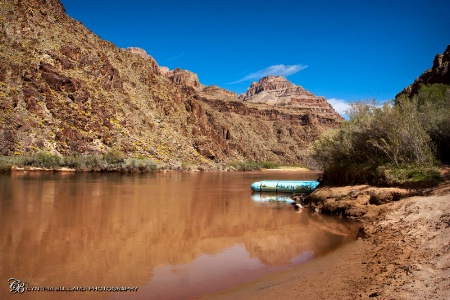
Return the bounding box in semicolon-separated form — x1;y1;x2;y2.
202;169;450;300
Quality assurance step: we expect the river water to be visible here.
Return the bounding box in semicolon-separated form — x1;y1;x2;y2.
0;171;360;300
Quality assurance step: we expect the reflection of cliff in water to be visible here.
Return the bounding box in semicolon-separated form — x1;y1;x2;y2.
0;172;360;299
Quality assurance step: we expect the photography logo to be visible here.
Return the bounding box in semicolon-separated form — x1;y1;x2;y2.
8;278;26;294
7;278;139;293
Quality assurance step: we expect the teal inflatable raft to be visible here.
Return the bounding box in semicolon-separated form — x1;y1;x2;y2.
250;180;320;193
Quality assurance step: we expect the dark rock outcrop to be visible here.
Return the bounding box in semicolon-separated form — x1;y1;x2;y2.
397;45;450;98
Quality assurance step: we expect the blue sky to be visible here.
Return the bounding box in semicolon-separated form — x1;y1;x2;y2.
60;0;450;115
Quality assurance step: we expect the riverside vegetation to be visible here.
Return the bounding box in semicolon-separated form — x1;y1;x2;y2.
0;149;288;172
0;148;159;172
312;83;450;187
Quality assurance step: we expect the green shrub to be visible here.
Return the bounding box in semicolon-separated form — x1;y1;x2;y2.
380;164;443;187
77;155;106;171
259;161;282;169
0;156;15;172
416;84;450;163
33;151;61;168
61;154;81;168
122;158;158;172
227;161;281;171
103;147;125;165
312;89;447;186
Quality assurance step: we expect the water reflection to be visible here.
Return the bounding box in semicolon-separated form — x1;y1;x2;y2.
0;171;359;300
251;192;295;204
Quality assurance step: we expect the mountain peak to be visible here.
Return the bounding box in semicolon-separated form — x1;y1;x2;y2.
259;75;293;84
246;76;295;96
241;76;342;120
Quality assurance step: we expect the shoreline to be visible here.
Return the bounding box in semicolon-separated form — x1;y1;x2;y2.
11;166;77;172
262;167;313;172
5;164;317;174
203;170;450;300
202;239;370;300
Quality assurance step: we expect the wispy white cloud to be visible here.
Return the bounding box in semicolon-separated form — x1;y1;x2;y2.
229;64;308;84
328;98;351;119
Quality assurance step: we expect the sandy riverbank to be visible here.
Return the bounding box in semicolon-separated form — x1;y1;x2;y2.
202;170;450;300
262;167;313;172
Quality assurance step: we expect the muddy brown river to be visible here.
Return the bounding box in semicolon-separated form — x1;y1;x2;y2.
0;171;360;299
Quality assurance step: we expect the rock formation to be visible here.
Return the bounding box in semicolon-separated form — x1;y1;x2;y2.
242;76;343;121
126;47;156;62
167;68;203;90
200;85;238;100
397;45;450;98
244;76;295;100
0;0;343;168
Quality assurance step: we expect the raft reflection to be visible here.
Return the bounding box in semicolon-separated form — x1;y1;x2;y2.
0;172;359;300
251;192;295;204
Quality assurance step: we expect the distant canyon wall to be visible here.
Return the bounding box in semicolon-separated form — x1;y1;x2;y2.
0;0;343;168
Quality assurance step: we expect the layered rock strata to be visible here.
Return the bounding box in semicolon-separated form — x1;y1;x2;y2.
242;76;342;119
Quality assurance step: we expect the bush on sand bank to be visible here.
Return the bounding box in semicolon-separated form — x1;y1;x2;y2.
312;84;449;187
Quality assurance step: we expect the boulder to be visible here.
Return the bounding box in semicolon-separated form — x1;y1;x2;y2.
308;185;418;218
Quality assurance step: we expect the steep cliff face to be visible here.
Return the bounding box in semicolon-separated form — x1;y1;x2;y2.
397;45;450;98
0;0;195;164
0;0;343;168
